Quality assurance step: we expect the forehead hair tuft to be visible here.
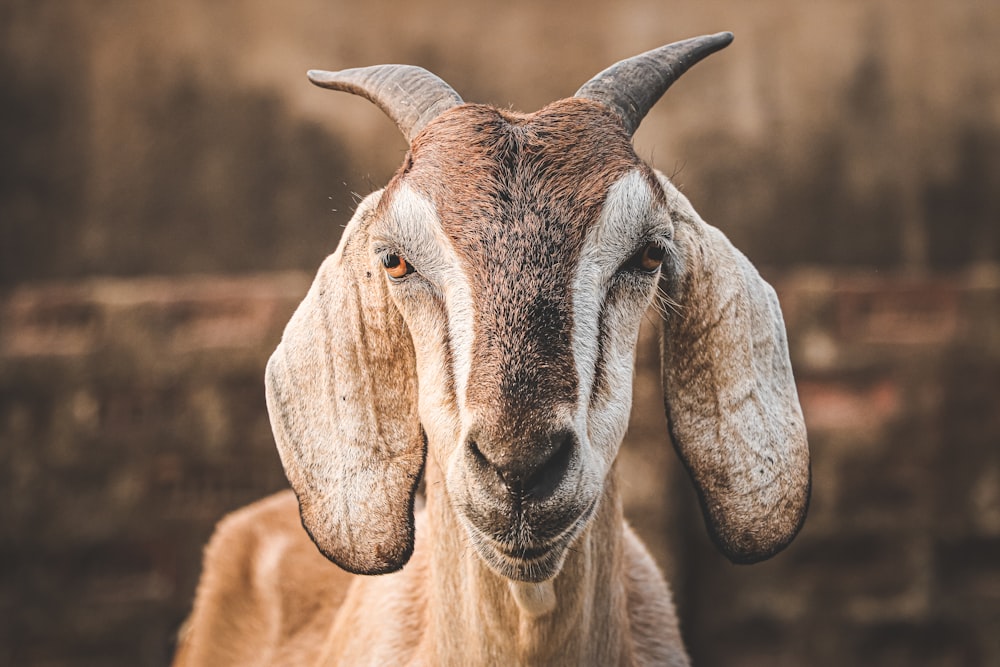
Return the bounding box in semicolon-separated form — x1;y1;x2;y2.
393;98;661;249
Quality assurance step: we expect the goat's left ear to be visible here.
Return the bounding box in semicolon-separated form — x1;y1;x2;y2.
265;191;425;575
658;177;810;563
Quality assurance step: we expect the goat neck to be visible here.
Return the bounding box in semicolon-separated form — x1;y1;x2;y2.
421;454;631;666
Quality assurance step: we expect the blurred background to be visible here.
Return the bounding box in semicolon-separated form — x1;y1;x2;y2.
2;0;998;664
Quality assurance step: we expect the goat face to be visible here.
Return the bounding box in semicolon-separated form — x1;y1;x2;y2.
370;101;669;580
265;34;810;580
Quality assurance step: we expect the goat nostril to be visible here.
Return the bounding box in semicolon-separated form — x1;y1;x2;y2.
469;437;486;465
468;436;507;483
523;431;574;500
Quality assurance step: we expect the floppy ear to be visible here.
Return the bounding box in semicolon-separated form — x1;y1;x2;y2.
658;178;810;564
265;191;425;575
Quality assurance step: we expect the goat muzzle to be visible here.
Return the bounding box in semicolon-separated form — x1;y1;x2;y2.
466;427;575;504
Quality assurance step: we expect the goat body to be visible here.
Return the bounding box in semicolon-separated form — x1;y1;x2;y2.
176;33;810;666
176;483;682;665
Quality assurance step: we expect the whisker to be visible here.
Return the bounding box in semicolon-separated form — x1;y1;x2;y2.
655;286;684;317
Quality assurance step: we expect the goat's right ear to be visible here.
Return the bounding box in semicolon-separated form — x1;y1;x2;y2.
265;191;425;575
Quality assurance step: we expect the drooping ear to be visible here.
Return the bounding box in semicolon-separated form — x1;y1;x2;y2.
265;191;425;575
658;177;810;564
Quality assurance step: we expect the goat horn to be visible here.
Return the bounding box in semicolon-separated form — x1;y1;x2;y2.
308;65;464;143
574;32;734;136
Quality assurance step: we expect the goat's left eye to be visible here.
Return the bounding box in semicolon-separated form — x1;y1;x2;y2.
625;242;666;273
382;253;415;280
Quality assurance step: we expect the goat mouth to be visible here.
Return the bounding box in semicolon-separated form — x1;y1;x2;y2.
478;536;569;583
462;495;601;582
494;542;554;561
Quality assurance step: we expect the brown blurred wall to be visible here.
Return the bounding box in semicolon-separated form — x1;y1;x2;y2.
2;0;999;665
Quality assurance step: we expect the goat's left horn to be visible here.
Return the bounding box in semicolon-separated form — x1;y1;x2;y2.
574;32;734;136
308;65;464;143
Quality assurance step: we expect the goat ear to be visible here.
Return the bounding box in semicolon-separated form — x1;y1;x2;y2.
265;191;425;575
658;178;810;564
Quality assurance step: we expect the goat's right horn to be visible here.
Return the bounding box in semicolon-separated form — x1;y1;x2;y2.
308;65;464;143
574;32;734;136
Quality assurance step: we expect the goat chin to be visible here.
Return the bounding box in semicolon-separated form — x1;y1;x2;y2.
176;32;809;667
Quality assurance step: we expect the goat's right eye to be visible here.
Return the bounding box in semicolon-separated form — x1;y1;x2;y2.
382;253;415;280
623;241;666;274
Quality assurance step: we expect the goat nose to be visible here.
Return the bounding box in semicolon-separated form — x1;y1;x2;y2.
468;428;575;500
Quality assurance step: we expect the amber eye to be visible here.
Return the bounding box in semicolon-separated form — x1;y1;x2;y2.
628;242;666;273
382;253;414;279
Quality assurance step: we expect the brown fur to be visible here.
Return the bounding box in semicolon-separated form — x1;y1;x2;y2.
175;465;687;666
406;101;656;446
173;492;354;666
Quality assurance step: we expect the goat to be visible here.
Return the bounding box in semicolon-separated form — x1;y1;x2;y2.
174;32;810;666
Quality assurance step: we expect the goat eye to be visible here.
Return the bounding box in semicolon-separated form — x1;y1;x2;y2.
626;242;666;273
382;253;415;279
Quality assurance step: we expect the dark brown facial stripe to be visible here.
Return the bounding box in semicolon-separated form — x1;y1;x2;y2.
398;99;645;440
589;296;612;407
430;293;459;408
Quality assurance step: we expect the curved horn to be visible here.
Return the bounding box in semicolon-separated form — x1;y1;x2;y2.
574;32;734;136
308;65;464;143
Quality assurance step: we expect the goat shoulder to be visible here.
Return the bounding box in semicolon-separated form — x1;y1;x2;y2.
174;491;355;666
